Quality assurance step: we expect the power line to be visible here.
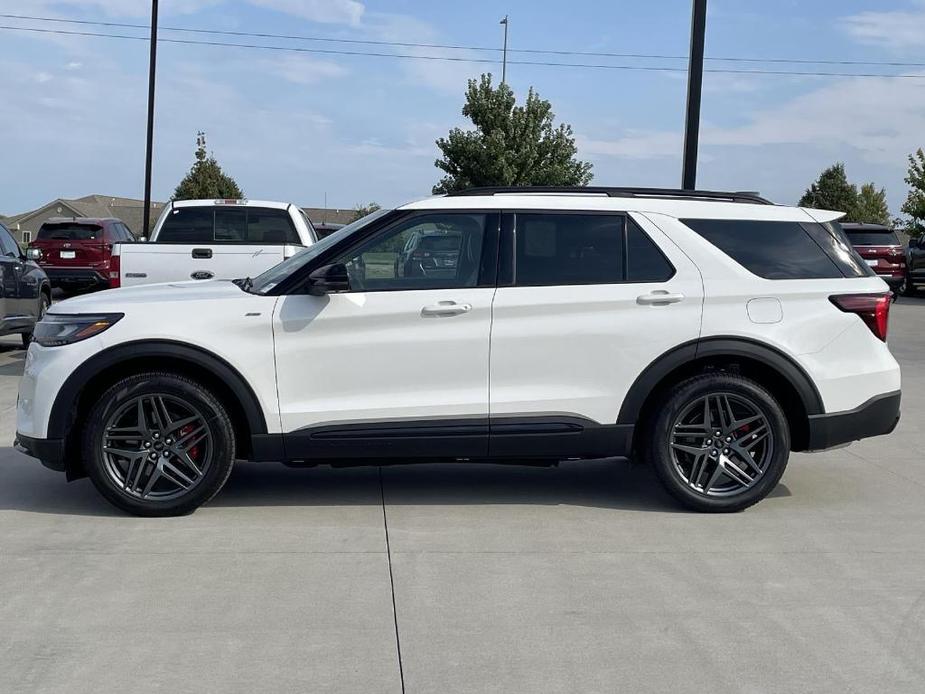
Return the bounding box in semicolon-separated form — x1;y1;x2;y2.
2;24;924;79
3;11;925;69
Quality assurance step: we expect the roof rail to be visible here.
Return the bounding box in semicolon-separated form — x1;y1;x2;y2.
446;186;773;205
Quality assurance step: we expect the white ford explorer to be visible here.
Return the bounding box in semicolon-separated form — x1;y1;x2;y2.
14;187;901;516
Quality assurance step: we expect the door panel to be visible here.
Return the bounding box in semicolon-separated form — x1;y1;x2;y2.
489;212;704;434
272;210;498;460
273;288;494;455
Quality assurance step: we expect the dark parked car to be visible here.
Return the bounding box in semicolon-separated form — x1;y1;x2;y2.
841;223;906;292
904;236;925;295
0;221;51;348
27;217;134;292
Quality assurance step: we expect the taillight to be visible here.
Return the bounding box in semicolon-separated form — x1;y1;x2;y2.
830;293;891;341
108;253;120;288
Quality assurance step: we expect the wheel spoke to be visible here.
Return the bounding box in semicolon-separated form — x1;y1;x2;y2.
671;442;706;456
161;461;194;489
703;459;727;493
165;415;202;437
689;453;710;490
721;456;756;487
141;465;162;498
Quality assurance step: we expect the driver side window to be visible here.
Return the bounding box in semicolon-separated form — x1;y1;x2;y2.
0;226;21;258
336;213;487;292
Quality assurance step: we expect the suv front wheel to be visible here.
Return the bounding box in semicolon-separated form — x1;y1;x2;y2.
646;373;790;512
82;372;236;516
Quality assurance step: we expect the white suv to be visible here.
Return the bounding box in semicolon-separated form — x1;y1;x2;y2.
14;187;901;516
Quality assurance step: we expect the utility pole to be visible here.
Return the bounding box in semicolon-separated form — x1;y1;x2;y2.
142;0;159;239
682;0;707;191
500;15;509;84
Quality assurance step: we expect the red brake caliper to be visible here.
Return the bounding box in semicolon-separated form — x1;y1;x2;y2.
178;424;200;464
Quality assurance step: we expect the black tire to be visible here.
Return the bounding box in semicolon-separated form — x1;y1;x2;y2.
82;372;236;516
22;291;50;349
900;276;917;297
645;373;790;513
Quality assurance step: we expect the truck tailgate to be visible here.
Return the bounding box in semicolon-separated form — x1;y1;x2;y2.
118;244;290;287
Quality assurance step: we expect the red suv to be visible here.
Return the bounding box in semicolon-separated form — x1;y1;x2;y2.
27;217;135;292
840;223;906;292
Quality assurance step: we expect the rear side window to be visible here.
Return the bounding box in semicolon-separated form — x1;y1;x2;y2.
512;213;674;286
844;229;900;246
515;213;624;286
37;223;102;241
681;218;871;279
157;207;299;243
626;220;674;282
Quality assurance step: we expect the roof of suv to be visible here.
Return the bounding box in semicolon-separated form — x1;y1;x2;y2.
41;217;119;225
399;188;843;223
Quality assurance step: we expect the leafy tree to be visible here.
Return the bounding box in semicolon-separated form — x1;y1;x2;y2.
901;148;925;237
350;202;382;222
172;131;243;201
432;74;593;194
798;163;857;214
852;183;890;225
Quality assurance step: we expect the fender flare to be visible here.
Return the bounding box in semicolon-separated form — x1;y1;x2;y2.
48;339;268;440
616;336;824;424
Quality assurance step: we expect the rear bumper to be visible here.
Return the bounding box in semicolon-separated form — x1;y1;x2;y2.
806;390;901;450
42;267;110;288
13;432;66;472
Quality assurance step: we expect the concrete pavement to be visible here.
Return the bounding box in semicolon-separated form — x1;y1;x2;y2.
1;301;925;693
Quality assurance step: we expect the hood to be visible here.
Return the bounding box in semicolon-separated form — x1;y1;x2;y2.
50;279;248;314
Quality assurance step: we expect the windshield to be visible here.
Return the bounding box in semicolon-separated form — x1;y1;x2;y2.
247;207;393;294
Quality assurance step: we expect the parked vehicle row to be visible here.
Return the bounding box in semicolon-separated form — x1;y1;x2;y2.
13;187;901;517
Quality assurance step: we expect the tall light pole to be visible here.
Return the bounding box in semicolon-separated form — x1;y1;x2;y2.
682;0;707;191
500;15;509;84
142;0;159;239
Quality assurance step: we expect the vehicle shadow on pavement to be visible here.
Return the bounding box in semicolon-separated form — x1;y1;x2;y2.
0;451;790;517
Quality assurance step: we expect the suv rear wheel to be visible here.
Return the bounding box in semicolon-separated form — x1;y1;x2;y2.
82;372;236;516
646;373;790;512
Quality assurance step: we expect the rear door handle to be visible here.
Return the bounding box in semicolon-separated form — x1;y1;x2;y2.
637;291;684;306
191;248;212;259
421;301;472;317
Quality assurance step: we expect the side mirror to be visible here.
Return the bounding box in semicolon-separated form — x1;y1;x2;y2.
307;263;349;295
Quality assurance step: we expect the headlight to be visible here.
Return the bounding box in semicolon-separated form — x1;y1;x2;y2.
33;313;123;347
26;247;42;260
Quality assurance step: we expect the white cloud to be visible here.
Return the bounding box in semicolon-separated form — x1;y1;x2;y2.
840;3;925;51
260;54;347;85
582;73;925;165
65;61;82;70
247;0;364;25
34;71;53;83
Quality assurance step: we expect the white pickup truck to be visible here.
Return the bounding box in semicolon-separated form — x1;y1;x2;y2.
113;199;316;287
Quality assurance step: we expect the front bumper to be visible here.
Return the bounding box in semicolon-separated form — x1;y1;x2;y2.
806;390;901;450
14;432;66;472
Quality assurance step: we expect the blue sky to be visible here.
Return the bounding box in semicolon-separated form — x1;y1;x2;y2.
2;0;924;216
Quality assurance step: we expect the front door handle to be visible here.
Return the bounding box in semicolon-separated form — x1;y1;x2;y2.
637;291;684;306
421;301;472;317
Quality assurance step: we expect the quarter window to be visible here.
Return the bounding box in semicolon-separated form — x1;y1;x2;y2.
337;213;487;291
626;220;674;282
682;218;853;279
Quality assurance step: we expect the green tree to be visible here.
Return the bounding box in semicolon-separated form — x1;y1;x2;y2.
432;74;593;194
798;163;858;214
172;131;243;201
350;202;382;222
851;183;890;225
901;148;925;237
